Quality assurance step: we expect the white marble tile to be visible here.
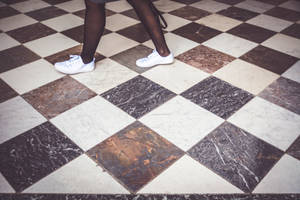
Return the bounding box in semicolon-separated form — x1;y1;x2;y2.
0;59;64;94
262;33;300;58
106;0;132;13
0;96;47;144
228;97;300;151
282;60;300;83
280;0;300;12
0;14;37;32
11;0;50;13
143;32;199;57
161;13;191;32
196;14;242;32
142;59;209;94
50;96;135;151
24;33;79;57
106;14;139;32
203;33;258;58
153;0;185;13
0;173;14;193
213;59;279;95
190;0;230;13
55;0;85;12
247;14;293;32
41;14;83;32
235;0;274;13
24;155;129;194
139;96;224;151
139;155;243;194
0;33;20;51
253;155;300;193
96;33;138;57
72;58;138;94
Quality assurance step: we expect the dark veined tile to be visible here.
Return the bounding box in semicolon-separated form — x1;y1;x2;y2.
42;0;71;5
188;122;284;193
87;121;183;193
287;136;300;161
0;6;20;19
0;79;18;103
0;121;83;192
214;0;244;5
45;45;105;65
101;75;176;119
227;23;276;43
240;45;298;75
172;22;222;44
169;6;211;21
7;23;56;43
217;7;259;21
25;6;68;21
259;77;300;115
121;9;139;20
0;0;26;4
258;0;289;5
110;45;153;73
281;23;300;40
0;45;40;73
22;76;97;119
117;23;150;43
176;45;235;73
171;0;200;5
181;76;254;119
265;7;300;22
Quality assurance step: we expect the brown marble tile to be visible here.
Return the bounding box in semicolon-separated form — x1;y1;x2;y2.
171;0;200;4
287;136;300;161
259;77;300;115
7;23;56;43
121;9;139;20
227;23;276;43
176;45;235;73
117;23;150;43
110;45;153;73
42;0;71;5
240;45;298;75
22;76;97;119
87;121;183;193
45;45;105;65
218;7;259;21
25;6;68;21
281;23;300;40
172;22;221;44
169;6;210;21
0;79;18;103
0;6;20;19
265;7;300;22
0;45;41;73
214;0;244;5
1;0;27;4
258;0;288;5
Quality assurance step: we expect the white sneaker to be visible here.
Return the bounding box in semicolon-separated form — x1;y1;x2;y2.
54;55;95;75
136;50;174;68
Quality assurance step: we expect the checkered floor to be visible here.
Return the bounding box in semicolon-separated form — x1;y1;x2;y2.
1;0;300;198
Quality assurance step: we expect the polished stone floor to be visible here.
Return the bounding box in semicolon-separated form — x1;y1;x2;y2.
0;0;300;199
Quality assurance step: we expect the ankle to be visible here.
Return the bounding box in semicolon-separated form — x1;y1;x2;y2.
156;49;171;57
80;54;93;64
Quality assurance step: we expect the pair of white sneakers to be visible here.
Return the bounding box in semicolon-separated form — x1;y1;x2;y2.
54;50;174;75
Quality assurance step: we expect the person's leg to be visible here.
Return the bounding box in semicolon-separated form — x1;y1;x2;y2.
127;0;170;57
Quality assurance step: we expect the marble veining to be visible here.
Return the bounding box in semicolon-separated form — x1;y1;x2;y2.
188;122;284;192
101;75;176;119
0;121;83;192
181;76;254;119
217;6;259;21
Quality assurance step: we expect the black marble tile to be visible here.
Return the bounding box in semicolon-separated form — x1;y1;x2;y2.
121;9;139;20
172;22;222;44
181;76;254;119
117;23;151;43
25;6;68;21
218;7;259;21
0;0;27;4
265;7;300;22
281;23;300;40
100;75;176;119
287;136;300;161
214;0;244;5
87;121;183;193
188;122;284;193
258;0;288;5
169;6;211;21
0;79;18;103
0;6;20;19
42;0;71;5
0;121;83;192
171;0;200;5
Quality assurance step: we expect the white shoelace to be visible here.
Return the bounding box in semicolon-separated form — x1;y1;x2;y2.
65;55;81;67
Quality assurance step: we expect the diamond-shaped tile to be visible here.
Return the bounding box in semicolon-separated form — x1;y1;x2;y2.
101;75;175;119
0;121;83;192
106;14;139;32
235;0;275;13
188;122;284;193
153;0;185;13
169;6;210;21
55;0;85;13
41;14;83;32
117;23;150;43
11;0;50;13
22;76;97;119
190;0;230;13
258;0;288;5
196;14;242;32
265;7;300;22
181;76;254;119
0;14;37;32
25;6;67;21
87;121;184;193
0;173;14;193
0;6;19;19
240;45;298;74
0;33;20;51
280;0;300;12
214;0;244;5
287;136;300;161
247;14;293;32
282;60;300;83
156;13;191;32
218;6;259;21
281;23;300;39
176;45;235;73
105;0;132;13
0;79;18;103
